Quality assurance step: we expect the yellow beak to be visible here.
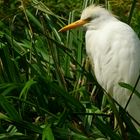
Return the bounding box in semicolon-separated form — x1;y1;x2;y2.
58;19;89;32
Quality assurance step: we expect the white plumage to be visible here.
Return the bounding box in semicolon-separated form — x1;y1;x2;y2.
59;5;140;127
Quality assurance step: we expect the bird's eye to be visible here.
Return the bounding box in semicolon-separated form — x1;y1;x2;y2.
86;17;92;21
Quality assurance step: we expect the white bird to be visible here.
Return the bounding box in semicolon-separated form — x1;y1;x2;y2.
59;5;140;127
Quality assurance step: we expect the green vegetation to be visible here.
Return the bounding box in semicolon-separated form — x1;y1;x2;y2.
0;0;140;139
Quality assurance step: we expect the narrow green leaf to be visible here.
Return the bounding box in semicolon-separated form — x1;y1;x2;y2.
94;117;122;140
42;124;54;140
119;82;140;98
0;95;21;121
19;79;37;99
12;120;43;134
51;83;85;112
0;112;10;121
26;9;43;31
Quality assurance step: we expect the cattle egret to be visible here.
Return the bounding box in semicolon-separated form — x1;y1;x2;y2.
59;5;140;127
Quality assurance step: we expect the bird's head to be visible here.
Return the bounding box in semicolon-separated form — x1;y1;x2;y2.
59;5;114;32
